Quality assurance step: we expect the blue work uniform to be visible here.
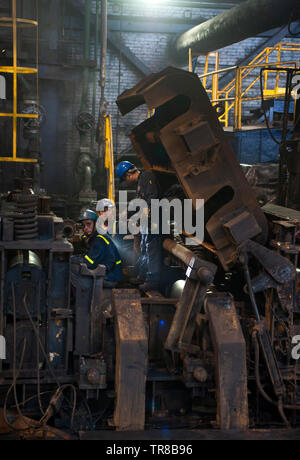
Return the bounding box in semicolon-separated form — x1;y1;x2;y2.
72;232;123;283
84;233;123;283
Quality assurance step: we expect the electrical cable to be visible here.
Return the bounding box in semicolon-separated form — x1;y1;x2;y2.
18;293;78;430
260;67;299;145
10;391;53;409
259;68;280;145
22;293;60;387
242;258;261;321
7;290;77;429
243;259;300;417
36;281;45;417
39;384;77;430
3;338;27;432
253;332;300;414
10;283;39;430
253;331;289;426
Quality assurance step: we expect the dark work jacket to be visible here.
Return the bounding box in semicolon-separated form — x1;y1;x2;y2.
137;170;162;234
137;171;161;205
84;232;123;282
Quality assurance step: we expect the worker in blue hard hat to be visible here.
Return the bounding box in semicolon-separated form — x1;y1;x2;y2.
116;161;136;183
71;208;122;288
116;161;162;292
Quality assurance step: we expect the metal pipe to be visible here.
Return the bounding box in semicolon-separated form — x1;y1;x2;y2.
95;0;108;187
163;238;196;267
164;238;216;284
172;0;299;65
100;0;107;111
108;0;243;10
80;0;92;113
92;0;100;121
83;165;92;191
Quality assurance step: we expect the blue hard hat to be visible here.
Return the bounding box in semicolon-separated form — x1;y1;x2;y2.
116;161;135;181
78;209;98;222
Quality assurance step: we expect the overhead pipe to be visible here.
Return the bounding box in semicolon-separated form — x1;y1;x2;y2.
80;0;92;113
108;0;245;9
96;0;108;143
171;0;299;65
92;0;100;123
76;0;97;199
99;0;107;114
95;0;109;198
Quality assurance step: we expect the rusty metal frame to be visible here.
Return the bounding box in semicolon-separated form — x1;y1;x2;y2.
117;67;269;270
206;293;249;430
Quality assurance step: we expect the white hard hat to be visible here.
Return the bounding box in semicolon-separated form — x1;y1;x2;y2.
96;198;115;212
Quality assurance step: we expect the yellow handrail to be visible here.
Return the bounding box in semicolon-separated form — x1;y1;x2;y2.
190;42;300;130
104;114;115;203
0;0;39;163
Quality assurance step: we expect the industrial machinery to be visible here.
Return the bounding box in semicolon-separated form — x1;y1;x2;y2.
0;175;111;437
115;66;300;431
1;66;300;439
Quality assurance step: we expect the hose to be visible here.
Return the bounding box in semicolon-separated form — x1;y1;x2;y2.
22;294;77;429
259;68;281;145
3;338;27;431
4;287;77;434
253;331;300;422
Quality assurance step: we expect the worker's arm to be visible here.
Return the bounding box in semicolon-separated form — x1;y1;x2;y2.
84;236;116;272
83;238;105;270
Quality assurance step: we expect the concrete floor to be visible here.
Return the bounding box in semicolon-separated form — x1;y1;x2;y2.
79;428;300;440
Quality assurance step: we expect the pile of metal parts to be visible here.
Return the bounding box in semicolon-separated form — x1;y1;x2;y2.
1;67;300;438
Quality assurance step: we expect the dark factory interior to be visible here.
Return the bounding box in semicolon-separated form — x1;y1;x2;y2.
0;0;300;443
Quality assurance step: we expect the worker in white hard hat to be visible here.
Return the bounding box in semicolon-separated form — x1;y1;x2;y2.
96;198;116;235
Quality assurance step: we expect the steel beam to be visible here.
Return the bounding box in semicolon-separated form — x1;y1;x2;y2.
38;64;81;81
67;0;152;76
107;31;151;76
108;0;246;10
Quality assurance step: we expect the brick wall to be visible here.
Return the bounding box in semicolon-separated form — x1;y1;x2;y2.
50;1;300;196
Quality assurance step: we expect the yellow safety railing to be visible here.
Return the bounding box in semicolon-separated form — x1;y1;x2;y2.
189;49;220;101
189;43;300;130
104;114;115;203
0;0;38;163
